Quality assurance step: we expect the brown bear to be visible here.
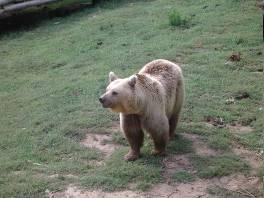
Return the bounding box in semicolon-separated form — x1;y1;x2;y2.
99;59;184;161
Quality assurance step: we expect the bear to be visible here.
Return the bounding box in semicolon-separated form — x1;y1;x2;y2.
99;59;184;161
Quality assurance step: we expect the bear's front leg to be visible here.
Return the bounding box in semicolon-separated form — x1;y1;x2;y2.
120;113;144;161
141;115;169;156
151;131;169;156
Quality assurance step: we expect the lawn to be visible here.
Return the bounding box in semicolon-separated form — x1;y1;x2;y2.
0;0;263;197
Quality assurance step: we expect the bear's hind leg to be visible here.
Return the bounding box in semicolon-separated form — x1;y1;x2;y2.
169;81;184;139
120;114;144;161
169;113;180;140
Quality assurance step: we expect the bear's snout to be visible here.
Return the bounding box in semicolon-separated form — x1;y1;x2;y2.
99;95;111;108
99;97;104;104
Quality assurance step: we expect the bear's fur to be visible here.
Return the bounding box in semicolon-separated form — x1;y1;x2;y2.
99;59;184;161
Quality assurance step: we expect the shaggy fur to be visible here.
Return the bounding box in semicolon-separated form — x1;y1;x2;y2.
99;59;184;161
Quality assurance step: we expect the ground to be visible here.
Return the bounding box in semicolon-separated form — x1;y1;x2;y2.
0;0;263;197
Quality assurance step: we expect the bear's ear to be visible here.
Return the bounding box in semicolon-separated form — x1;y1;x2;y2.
109;72;118;83
128;75;137;87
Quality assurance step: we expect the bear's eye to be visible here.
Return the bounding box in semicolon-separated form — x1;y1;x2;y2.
112;91;118;95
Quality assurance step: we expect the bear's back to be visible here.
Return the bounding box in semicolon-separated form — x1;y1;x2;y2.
139;59;182;87
139;59;183;117
139;59;181;79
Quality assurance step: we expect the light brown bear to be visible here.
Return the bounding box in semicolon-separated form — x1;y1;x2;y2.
99;59;184;161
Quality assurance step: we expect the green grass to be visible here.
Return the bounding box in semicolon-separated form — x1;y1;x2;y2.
81;134;192;191
191;155;250;178
110;131;129;146
0;0;263;197
81;148;162;191
168;134;193;154
179;123;233;151
171;171;195;183
168;10;187;27
207;129;232;151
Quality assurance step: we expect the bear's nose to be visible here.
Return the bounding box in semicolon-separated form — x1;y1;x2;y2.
99;97;104;103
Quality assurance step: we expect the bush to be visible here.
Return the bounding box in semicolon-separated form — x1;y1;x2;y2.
168;10;187;27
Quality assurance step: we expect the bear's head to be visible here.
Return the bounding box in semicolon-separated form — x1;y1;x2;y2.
99;72;138;113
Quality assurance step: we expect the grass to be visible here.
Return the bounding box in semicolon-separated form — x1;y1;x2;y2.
168;134;193;154
0;0;263;197
110;131;129;146
81;148;162;191
207;129;232;151
171;171;195;183
82;134;192;191
168;10;187;27
179;123;233;151
191;155;250;178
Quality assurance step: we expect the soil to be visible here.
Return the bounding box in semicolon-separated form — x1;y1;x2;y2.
232;144;263;173
80;133;120;158
182;133;218;156
162;154;194;183
52;174;262;198
228;124;253;134
146;182;210;198
51;124;263;198
52;185;145;198
205;117;255;135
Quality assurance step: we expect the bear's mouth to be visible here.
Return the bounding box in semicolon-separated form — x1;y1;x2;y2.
102;103;110;108
101;101;113;108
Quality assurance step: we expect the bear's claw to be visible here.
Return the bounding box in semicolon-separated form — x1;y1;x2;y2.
124;151;139;161
151;150;167;156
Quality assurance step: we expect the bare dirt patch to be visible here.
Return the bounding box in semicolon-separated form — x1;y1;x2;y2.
228;124;253;134
51;154;262;198
182;133;218;156
52;185;144;198
215;174;262;197
53;127;262;198
162;154;194;183
147;181;211;198
147;174;262;198
232;145;263;173
52;182;211;198
52;174;262;198
204;116;255;135
163;154;192;171
80;133;121;158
